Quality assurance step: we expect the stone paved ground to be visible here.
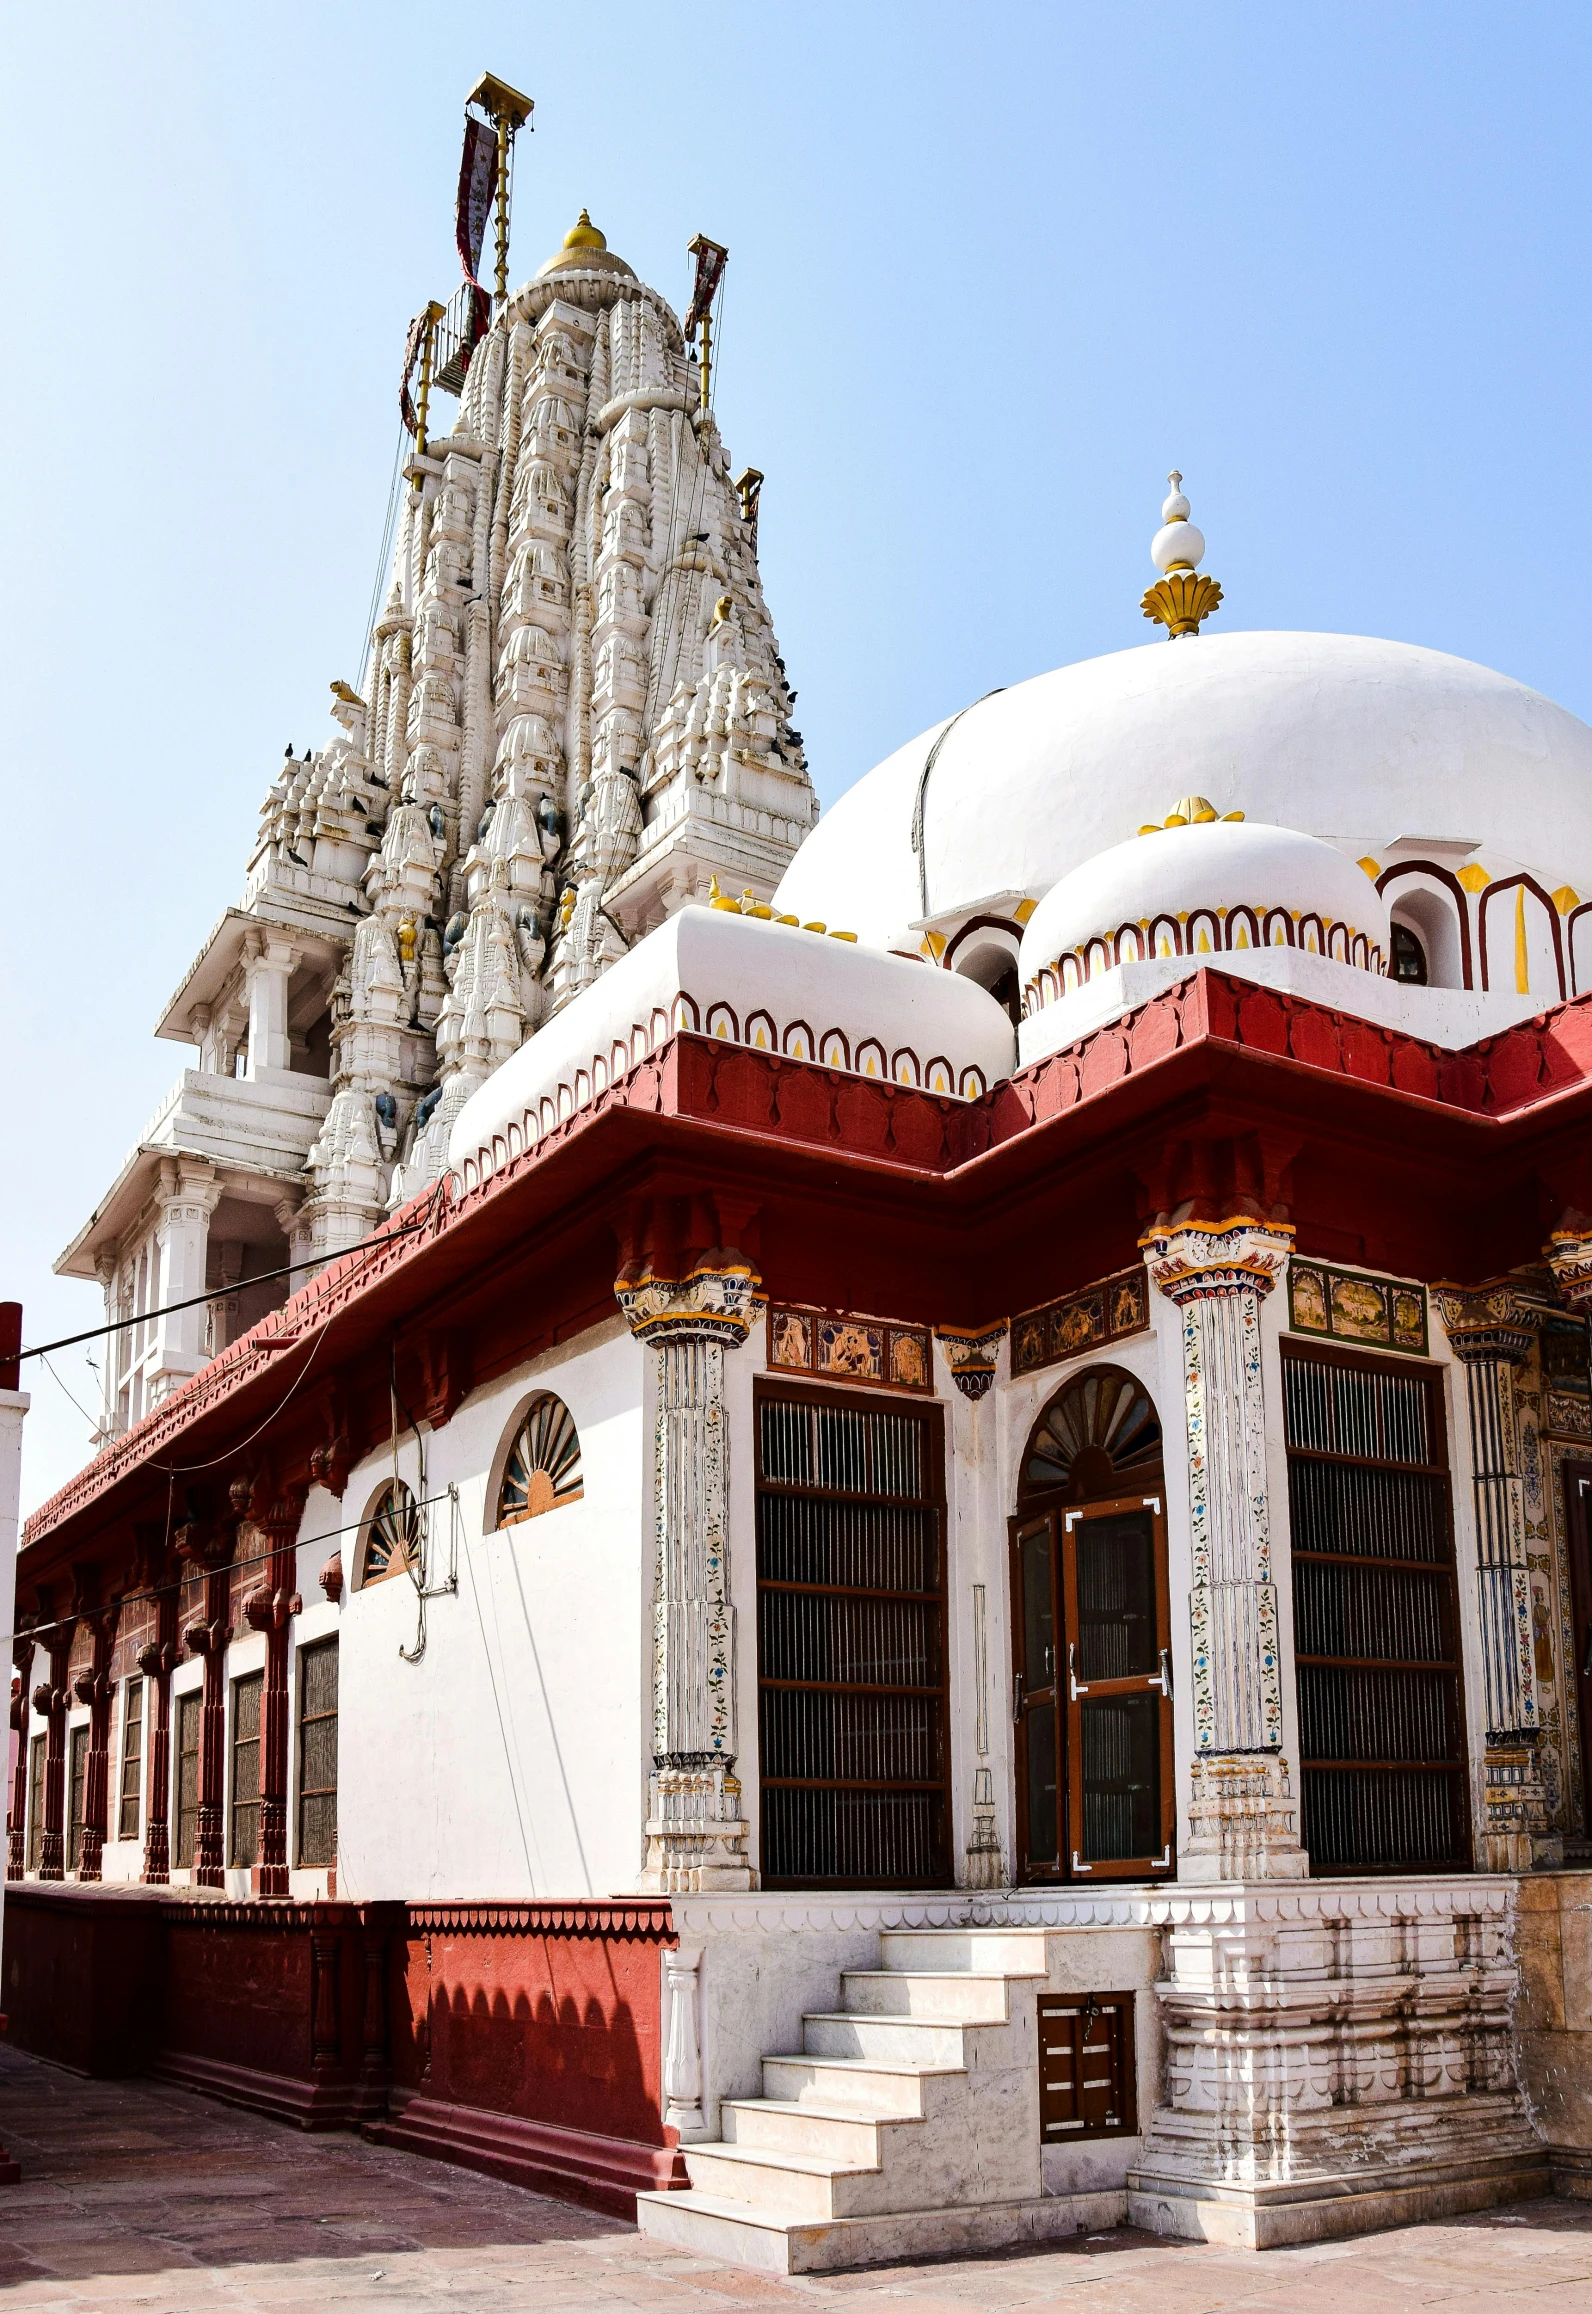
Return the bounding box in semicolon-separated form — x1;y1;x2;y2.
0;2046;1589;2313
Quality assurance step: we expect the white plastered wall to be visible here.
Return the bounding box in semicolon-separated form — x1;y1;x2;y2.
336;1314;648;1902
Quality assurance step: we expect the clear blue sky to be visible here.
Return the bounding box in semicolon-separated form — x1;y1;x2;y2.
5;1;1590;1511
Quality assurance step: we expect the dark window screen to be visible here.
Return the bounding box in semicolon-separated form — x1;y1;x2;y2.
68;1725;88;1871
756;1388;950;1888
174;1691;201;1869
118;1678;144;1843
297;1640;338;1868
26;1734;44;1871
1284;1346;1467;1872
229;1673;262;1869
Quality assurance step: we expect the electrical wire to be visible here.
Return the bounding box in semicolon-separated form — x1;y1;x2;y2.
359;423;408;686
2;1488;461;1653
19;1190;447;1363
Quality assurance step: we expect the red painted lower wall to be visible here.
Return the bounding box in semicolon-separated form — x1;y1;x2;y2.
1;1888;683;2216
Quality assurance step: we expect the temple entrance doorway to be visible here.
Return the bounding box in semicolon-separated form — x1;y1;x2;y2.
1010;1367;1175;1883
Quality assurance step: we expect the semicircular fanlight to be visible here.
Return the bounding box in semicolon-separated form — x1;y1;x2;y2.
1024;1368;1162;1498
359;1480;419;1589
499;1394;584;1526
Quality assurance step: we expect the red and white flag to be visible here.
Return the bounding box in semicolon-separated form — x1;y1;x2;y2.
456;115;498;289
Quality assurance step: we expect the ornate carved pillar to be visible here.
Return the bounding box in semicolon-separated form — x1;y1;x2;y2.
34;1614;74;1882
138;1540;179;1885
1435;1281;1548;1871
1140;1216;1307;1881
177;1520;234;1889
241;1479;305;1898
72;1598;119;1883
7;1636;32;1881
615;1228;761;1893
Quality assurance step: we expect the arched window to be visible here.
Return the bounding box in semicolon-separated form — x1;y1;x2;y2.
354;1480;419;1591
497;1394;583;1526
1390;922;1428;985
1021;1366;1162;1504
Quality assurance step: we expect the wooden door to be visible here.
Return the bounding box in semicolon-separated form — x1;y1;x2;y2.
1011;1491;1174;1880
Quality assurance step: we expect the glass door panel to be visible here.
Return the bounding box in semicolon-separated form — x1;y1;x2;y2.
1062;1495;1174;1879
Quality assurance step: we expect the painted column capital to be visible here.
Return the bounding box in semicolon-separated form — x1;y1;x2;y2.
933;1322;1006;1401
614;1254;763;1347
1140;1217;1294;1304
1545;1225;1592;1317
1433;1280;1542;1366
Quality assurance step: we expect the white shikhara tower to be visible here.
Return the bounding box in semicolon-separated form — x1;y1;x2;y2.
60;210;816;1433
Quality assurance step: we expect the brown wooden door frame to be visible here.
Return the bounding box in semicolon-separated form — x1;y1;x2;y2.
1564;1459;1592;1837
1010;1488;1175;1883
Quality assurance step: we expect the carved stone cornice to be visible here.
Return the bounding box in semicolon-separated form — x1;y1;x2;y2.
615;1255;763;1346
1140;1216;1294;1304
933;1323;1006;1401
1433;1280;1543;1367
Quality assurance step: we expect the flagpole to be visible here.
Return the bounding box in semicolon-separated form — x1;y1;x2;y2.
465;73;534;308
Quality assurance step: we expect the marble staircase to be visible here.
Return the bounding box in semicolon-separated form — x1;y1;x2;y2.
634;1926;1123;2275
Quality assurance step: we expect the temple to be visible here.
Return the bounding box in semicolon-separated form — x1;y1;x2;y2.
9;120;1592;2274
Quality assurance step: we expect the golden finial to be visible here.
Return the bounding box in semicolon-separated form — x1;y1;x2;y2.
708;875;740;912
397;916;417;963
562;208;607;251
1140;470;1223;640
558;884;577;926
1138;798;1246;836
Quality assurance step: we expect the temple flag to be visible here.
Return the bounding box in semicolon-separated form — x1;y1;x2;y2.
399;307;425;437
456;115;498;290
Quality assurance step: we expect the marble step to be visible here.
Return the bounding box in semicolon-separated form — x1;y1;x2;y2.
801;2011;976;2066
682;2141;876;2221
634;2183;1127;2276
761;2052;961;2116
721;2096;899;2164
879;1926;1052;1976
841;1969;1013;2022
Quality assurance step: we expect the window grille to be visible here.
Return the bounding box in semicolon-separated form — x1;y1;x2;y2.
174;1691;201;1869
497;1395;583;1526
297;1639;338;1868
755;1385;950;1888
357;1482;419;1588
117;1678;143;1842
1283;1343;1467;1872
68;1725;88;1872
229;1673;262;1869
25;1734;44;1872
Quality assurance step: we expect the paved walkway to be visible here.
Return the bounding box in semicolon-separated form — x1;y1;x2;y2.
0;2044;1588;2311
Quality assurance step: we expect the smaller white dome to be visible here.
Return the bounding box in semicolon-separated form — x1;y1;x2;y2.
1019;817;1391;1015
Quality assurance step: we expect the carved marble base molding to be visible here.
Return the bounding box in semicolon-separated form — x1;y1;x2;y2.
1181;1753;1309;1883
640;1764;754;1894
1483;1737;1553;1873
1127;1877;1544;2247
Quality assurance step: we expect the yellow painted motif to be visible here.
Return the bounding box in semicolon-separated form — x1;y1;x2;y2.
1357;857;1381;880
1552;885;1580;915
1457;863;1490;894
1515;885;1530;996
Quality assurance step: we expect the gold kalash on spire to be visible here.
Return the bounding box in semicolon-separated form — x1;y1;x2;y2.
684;233;729;412
1140;470;1224;639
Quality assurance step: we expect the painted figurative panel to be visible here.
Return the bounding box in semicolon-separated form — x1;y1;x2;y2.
1287;1259;1428;1357
1010;1266;1150;1380
766;1303;934;1395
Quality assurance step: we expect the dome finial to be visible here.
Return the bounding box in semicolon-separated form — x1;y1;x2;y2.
563;208;607;251
1141;469;1223;640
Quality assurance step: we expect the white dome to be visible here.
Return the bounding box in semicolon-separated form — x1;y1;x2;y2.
775;632;1592;951
1019;817;1391;1015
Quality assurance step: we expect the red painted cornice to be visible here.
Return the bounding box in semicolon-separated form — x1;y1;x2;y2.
24;969;1592;1569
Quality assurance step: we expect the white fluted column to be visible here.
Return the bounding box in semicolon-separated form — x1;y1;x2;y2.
1141;1217;1307;1881
617;1252;761;1893
149;1160;221;1401
1436;1281;1548;1870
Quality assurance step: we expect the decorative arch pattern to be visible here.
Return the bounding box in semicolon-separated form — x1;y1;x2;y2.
498;1393;584;1527
1021;1366;1162;1502
355;1480;419;1591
